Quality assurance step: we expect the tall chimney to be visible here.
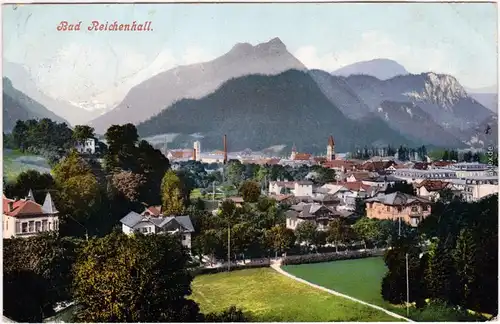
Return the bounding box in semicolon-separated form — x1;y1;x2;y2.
223;134;228;164
8;201;14;212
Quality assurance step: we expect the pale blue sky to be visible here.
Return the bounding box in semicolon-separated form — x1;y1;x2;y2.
3;3;498;107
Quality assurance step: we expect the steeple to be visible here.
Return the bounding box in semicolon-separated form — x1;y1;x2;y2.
42;192;58;214
327;136;336;161
290;143;297;160
26;189;35;202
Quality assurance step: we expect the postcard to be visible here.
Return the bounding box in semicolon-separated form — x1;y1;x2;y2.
2;2;498;323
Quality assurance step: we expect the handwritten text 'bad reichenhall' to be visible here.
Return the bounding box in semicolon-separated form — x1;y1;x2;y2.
57;21;153;31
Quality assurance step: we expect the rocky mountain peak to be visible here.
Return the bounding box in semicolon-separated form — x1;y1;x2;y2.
404;72;468;110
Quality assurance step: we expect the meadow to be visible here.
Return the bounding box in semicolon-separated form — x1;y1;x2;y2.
282;257;486;322
3;149;51;181
190;267;399;322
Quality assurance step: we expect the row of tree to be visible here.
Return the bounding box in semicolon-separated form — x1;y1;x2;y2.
381;194;498;316
349;145;428;161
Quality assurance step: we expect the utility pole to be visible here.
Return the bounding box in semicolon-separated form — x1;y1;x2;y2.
212;181;215;201
399;216;401;237
227;222;231;272
406;253;410;317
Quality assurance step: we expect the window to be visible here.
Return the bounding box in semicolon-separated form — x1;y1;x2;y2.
423;205;429;211
48;222;52;230
35;221;41;232
386;206;390;212
54;221;58;230
22;222;28;233
182;235;187;240
42;220;48;231
28;221;34;233
411;206;418;212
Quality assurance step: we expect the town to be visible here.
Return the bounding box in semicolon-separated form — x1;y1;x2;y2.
3;3;498;323
2;120;498;322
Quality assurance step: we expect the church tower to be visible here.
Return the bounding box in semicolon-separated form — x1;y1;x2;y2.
290;143;297;160
193;141;201;161
327;136;335;161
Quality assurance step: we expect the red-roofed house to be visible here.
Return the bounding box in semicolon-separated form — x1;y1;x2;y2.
415;180;453;202
3;190;60;239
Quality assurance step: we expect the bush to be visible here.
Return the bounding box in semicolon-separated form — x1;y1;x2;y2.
192;262;270;276
203;306;253;322
281;251;374;265
410;299;487;322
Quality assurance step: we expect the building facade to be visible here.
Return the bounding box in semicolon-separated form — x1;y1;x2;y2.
75;138;96;154
3;191;60;239
365;192;432;227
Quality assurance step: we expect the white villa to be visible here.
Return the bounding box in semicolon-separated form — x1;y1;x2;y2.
3;190;60;238
268;180;314;197
75;138;96;154
120;206;194;249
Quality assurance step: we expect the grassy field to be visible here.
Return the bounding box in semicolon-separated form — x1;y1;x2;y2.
283;257;397;310
282;257;486;321
190;267;399;322
3;149;51;181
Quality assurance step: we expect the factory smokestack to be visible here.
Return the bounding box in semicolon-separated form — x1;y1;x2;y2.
223;134;228;164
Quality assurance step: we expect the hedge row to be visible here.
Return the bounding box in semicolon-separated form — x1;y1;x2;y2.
193;261;271;276
281;251;374;265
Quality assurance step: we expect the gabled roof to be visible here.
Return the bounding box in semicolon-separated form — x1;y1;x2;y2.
120;211;195;233
339;181;373;192
143;206;162;216
3;192;58;217
365;191;430;206
415;180;450;192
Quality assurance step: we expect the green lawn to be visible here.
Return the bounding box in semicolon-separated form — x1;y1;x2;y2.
282;257;485;322
282;257;399;312
190;267;399;322
3;149;51;181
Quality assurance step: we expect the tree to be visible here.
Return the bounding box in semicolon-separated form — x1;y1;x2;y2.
73;232;201;322
53;151;101;237
424;236;459;304
104;124;140;172
453;229;478;308
72;125;95;144
161;170;185;215
239;180;261;203
294;221;317;249
326;218;354;252
4;170;56;203
225;160;245;186
110;170;146;203
385;183;415;195
204;306;252;322
354;197;366;217
352;217;381;249
3;233;78;322
265;225;296;257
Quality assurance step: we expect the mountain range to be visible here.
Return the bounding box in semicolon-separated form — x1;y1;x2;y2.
331;58;408;81
3;77;69;132
3;62;95;126
4;37;497;152
88;37;307;134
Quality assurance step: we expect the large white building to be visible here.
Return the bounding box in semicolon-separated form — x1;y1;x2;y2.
3;191;59;239
449;162;496;178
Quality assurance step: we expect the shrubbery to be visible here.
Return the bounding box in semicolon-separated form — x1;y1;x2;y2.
193;261;271;276
282;251;373;265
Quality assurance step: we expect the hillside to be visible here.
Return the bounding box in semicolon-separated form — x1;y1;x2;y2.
309;69;371;119
343;73;494;131
332;59;408;80
375;101;465;148
3;78;69;132
3;62;94;125
136;70;416;153
89;37;307;134
461;114;498;149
